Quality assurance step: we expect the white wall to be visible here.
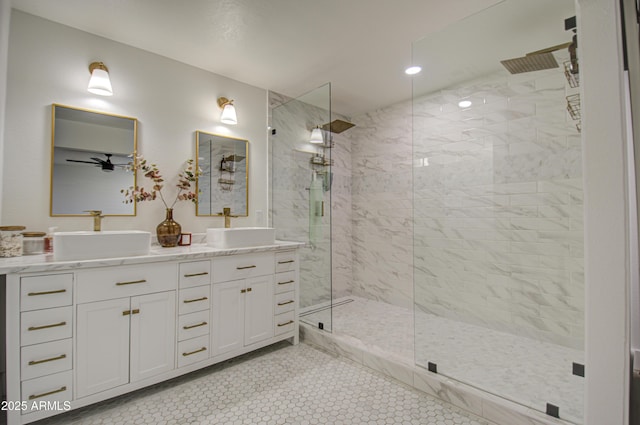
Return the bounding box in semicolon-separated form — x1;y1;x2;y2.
0;0;11;224
578;0;631;424
3;11;268;233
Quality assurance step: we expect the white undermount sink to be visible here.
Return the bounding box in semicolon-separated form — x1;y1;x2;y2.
53;230;151;261
207;227;276;249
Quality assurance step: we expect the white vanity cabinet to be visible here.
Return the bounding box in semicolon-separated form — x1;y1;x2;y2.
18;273;74;416
75;263;176;398
212;252;275;357
3;244;300;425
177;260;211;368
274;251;298;337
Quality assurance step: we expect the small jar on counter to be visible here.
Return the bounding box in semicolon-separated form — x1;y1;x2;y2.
0;226;26;257
22;232;46;255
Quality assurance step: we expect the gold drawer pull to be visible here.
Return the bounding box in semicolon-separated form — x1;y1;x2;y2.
28;321;66;331
247;287;252;292
184;296;208;304
184;272;209;278
277;320;294;327
240;289;246;293
29;386;67;400
28;289;67;296
183;321;207;330
236;265;256;270
277;300;294;306
278;280;294;285
123;309;140;316
115;279;147;286
123;310;131;316
28;354;67;366
278;260;295;264
182;347;206;356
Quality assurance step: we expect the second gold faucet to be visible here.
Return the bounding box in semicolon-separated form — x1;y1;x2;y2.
84;210;104;231
222;207;238;228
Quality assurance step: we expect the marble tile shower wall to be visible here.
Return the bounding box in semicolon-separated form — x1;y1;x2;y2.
349;102;414;310
349;67;583;348
269;91;353;308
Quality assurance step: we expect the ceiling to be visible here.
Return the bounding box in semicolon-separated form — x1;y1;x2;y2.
9;0;503;117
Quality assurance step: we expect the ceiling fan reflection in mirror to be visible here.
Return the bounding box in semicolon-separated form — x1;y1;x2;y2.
66;153;129;172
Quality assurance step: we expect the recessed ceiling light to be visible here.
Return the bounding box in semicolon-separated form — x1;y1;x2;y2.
458;100;472;108
405;66;422;75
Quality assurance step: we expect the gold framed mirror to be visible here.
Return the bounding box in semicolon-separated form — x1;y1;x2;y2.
196;131;249;217
50;104;137;216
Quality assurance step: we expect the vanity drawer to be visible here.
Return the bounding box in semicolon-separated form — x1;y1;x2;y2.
178;285;211;315
274;291;296;316
274;311;296;336
179;261;211;289
213;252;275;283
178;335;209;368
76;263;176;303
21;370;72;415
275;251;297;273
274;271;296;294
178;310;210;342
21;339;72;381
21;274;73;312
21;307;72;346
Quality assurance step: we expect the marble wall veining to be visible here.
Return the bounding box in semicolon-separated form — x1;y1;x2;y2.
412;67;583;350
346;62;583;349
269;89;353;312
271;56;583;351
348;102;414;310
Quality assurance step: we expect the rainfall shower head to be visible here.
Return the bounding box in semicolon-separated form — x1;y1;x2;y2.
321;119;355;134
500;42;572;74
500;52;558;74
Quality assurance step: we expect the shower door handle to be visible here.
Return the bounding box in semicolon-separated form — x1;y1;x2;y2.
316;201;324;217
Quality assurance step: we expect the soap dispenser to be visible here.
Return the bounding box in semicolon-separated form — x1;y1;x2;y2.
44;226;57;253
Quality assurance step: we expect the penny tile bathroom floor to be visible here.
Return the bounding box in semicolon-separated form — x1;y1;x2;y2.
301;296;583;423
33;342;491;425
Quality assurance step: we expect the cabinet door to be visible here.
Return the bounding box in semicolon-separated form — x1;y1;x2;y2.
76;298;130;398
244;275;274;346
130;291;176;382
212;280;244;356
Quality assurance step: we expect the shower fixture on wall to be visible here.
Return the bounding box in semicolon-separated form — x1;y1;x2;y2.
321;119;355;134
500;16;578;75
500;42;571;74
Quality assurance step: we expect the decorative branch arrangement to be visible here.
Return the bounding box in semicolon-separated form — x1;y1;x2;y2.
122;154;202;209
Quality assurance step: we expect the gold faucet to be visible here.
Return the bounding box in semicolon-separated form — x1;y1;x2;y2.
84;210;104;231
222;207;238;228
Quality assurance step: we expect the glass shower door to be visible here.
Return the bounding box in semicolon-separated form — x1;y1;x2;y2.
412;0;584;422
271;84;333;331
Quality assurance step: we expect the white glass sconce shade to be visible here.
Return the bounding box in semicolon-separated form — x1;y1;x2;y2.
310;127;324;144
217;97;237;125
87;62;113;96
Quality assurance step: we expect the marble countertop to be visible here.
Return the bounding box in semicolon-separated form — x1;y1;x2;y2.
0;241;304;274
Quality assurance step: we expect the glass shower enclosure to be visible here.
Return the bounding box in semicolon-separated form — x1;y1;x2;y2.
412;0;584;422
270;84;333;331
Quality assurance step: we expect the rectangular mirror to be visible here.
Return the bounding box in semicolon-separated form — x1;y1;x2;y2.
51;104;137;216
196;131;248;217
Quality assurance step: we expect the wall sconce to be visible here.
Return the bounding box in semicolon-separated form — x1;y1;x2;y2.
309;126;324;144
87;62;113;96
217;97;237;125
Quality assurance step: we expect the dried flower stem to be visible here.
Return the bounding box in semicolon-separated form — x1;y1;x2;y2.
121;155;202;208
